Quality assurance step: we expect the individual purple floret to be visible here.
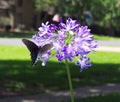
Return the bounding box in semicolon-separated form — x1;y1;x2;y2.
76;55;92;72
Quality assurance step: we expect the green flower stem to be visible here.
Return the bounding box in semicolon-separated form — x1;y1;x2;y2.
65;60;74;102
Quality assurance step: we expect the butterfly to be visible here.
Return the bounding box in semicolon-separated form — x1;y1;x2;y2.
22;39;53;66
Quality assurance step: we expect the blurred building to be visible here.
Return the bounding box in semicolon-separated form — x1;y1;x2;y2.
0;0;39;30
14;0;36;30
0;0;12;28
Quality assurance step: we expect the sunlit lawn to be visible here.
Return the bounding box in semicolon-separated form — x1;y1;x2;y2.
94;34;120;40
0;45;120;97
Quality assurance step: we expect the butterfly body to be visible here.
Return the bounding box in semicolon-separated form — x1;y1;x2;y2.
22;39;53;66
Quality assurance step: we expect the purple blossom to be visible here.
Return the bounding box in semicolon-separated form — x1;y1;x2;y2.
32;18;97;72
41;52;51;66
38;22;56;37
76;55;92;72
59;18;80;34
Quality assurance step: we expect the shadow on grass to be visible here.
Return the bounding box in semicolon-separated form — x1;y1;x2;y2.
0;60;120;97
75;93;120;102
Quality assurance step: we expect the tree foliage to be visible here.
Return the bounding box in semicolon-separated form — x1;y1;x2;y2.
35;0;57;11
35;0;120;36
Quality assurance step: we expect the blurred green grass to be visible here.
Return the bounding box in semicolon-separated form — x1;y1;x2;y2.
0;46;120;96
94;34;120;40
0;32;35;38
0;32;120;40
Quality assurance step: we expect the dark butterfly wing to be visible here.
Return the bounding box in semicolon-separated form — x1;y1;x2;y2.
39;44;53;54
22;39;39;65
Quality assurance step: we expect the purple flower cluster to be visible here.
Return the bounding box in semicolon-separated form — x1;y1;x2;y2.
32;18;97;72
